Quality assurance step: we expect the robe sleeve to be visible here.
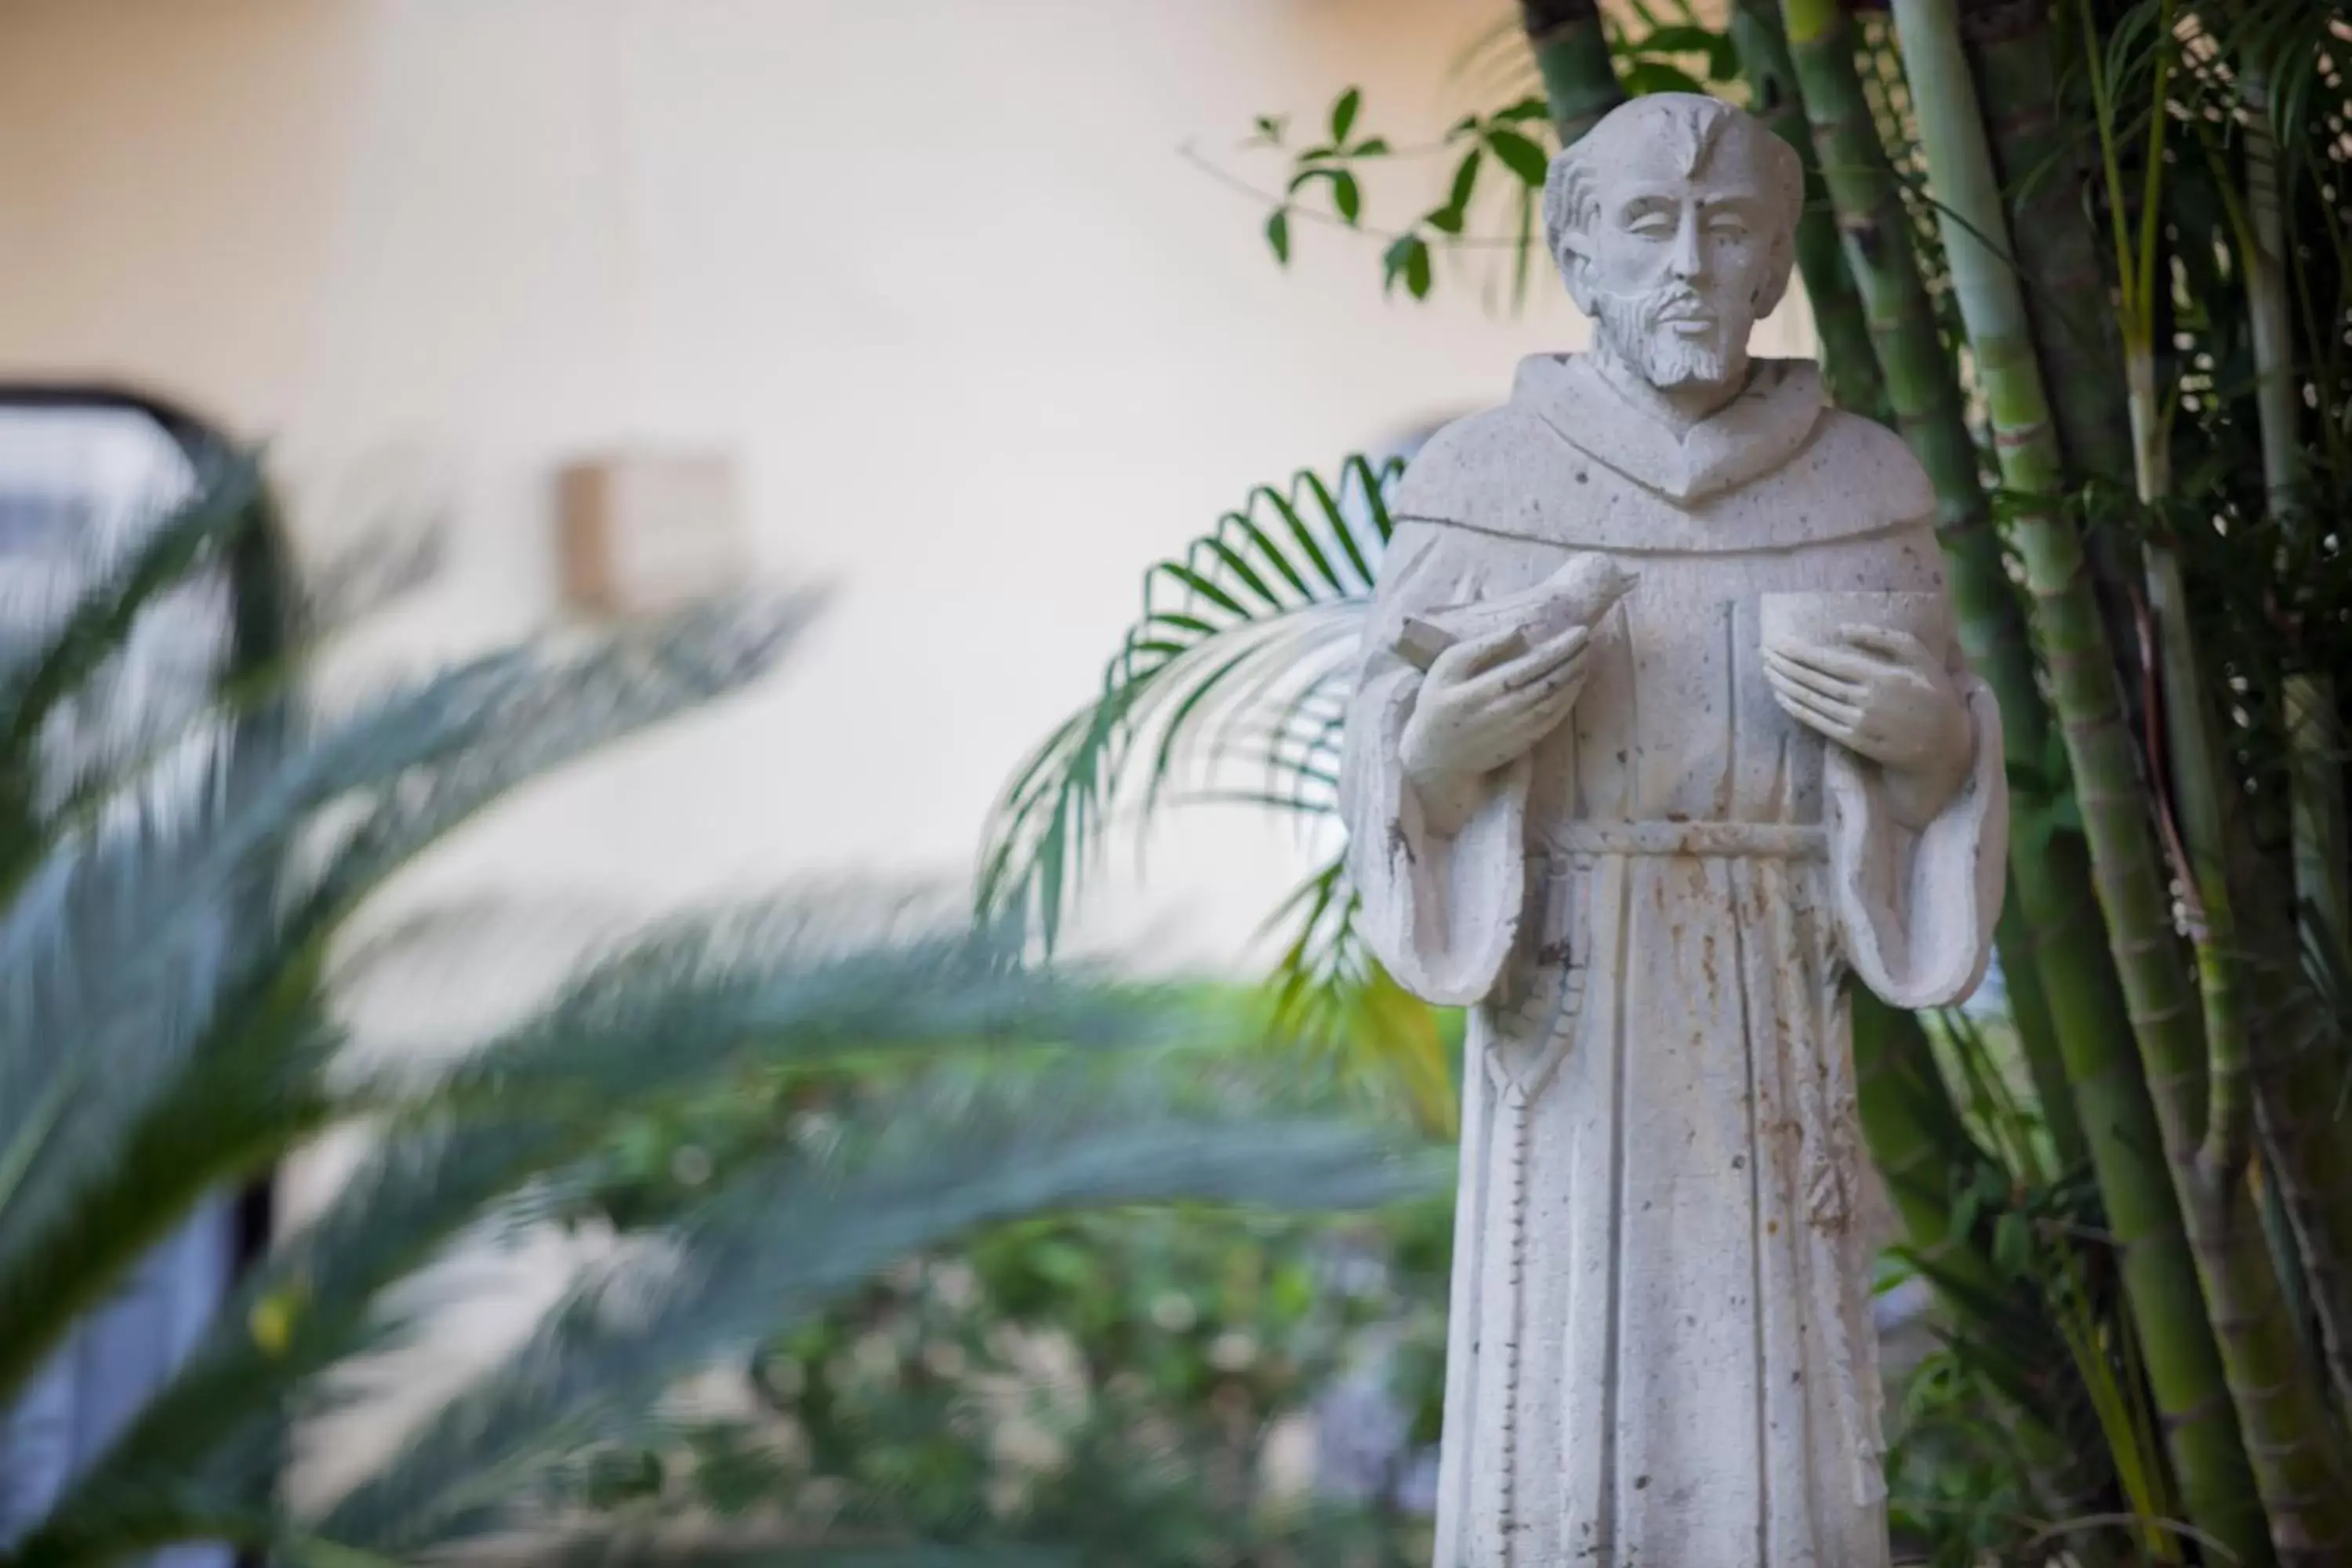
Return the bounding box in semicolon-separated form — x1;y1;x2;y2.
1338;521;1532;1007
1823;670;2007;1009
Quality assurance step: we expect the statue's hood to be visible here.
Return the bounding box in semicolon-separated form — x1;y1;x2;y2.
1511;353;1828;504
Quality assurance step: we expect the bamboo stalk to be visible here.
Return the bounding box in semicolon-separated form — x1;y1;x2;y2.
1958;0;2147;711
1774;7;2270;1554
1900;0;2351;1555
1960;1;2129;481
2241;67;2302;516
2137;515;2252;1203
1517;0;1624;148
1726;0;1891;423
2261;681;2352;1421
2235;57;2352;1421
1773;0;2085;1175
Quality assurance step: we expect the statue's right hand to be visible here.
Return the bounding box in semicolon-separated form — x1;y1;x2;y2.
1399;619;1594;795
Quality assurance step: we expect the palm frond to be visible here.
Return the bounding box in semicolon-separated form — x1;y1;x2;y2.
1258;855;1456;1138
0;450;263;779
20;902;1378;1555
975;458;1398;952
0;451;266;911
272;594;811;985
0;597;809;1403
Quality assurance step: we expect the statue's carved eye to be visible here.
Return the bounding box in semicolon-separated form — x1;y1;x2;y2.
1624;211;1676;239
1705;215;1751;240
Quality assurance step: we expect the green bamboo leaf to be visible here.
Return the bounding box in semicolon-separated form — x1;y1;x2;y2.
1265;208;1290;266
1428;149;1482;237
1332;170;1362;226
1446;148;1482;213
1381;234;1419;296
1482;128;1549;187
1402;238;1434;299
1950;1182;1982;1244
1619;59;1711;97
1994;1210;2031;1276
1329;86;1361;143
1624;22;1737;80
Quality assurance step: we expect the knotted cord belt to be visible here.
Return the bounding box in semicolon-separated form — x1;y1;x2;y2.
1546;818;1828;859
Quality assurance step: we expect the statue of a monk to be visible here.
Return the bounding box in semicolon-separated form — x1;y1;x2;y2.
1339;94;2006;1566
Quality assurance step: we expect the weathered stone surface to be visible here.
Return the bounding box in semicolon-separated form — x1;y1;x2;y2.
1338;94;2005;1567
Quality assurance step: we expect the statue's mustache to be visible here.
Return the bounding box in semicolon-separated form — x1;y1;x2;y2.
1653;290;1712;325
1641;286;1715;327
1591;282;1723;335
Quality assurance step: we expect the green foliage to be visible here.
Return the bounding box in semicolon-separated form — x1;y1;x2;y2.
973;456;1467;1134
573;1198;1453;1566
0;460;1438;1566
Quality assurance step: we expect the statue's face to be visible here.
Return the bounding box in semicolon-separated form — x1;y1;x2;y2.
1570;132;1780;392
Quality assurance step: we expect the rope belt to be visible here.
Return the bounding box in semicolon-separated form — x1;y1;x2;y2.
1546;819;1830;860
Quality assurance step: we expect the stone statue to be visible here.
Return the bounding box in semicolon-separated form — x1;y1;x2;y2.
1338;94;2005;1566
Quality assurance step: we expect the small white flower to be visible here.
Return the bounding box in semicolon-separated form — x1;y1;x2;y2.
1208;1330;1258;1372
1149;1292;1199;1333
760;1355;806;1401
851;1330;902;1385
928;1260;979;1310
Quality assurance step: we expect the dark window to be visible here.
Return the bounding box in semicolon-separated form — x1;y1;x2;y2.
0;388;278;1568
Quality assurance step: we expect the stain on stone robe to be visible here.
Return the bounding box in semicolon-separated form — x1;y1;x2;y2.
1340;354;2005;1568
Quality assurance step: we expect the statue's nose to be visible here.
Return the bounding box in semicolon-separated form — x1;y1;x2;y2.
1665;211;1703;281
1668;216;1705;280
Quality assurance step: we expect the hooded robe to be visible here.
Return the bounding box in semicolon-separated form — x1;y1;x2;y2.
1340;354;2005;1568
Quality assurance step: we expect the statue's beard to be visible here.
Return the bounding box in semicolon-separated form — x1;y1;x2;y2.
1590;283;1748;390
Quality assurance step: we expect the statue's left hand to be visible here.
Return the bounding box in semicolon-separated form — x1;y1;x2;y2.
1762;626;1973;826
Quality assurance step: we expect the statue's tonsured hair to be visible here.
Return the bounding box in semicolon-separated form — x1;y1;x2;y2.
1541;95;1803;302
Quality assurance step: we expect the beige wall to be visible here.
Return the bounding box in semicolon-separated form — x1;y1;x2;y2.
0;0;1813;971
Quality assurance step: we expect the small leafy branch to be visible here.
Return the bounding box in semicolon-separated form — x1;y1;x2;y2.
1236;7;1745;304
1254;89;1391;269
1250;89;1554;299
